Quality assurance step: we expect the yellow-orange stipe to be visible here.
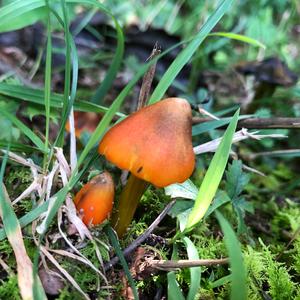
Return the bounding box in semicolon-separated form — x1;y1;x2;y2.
74;171;114;226
98;98;195;187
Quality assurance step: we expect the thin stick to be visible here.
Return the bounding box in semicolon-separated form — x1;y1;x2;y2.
105;199;176;271
148;258;229;270
192;117;300;129
136;42;161;110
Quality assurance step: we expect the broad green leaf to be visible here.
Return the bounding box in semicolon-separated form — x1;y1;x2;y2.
225;160;250;199
225;160;252;235
215;210;247;300
204;190;231;218
186;109;239;229
165;179;198;200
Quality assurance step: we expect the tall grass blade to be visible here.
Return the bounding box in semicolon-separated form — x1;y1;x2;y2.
43;1;52;169
186;109;239;229
106;226;139;300
0;1;46;32
0;150;46;299
167;272;185;300
148;0;234;104
0;110;46;153
215;210;247;300
183;237;201;300
0;83;125;116
90;17;124;104
209;32;266;48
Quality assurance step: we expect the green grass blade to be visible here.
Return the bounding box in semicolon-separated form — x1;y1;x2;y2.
0;141;39;153
0;151;98;241
186;109;240;229
215;210;247;300
76;59;158;168
0;200;48;241
43;1;52;169
0;83;125;117
209;32;266;49
148;0;234;104
90;16;124;104
192;115;251;136
192;118;233;136
0;150;47;299
167;272;185;300
106;226;139;300
72;7;97;36
0;1;46;32
55;0;72;148
183;237;201;300
0;110;46;153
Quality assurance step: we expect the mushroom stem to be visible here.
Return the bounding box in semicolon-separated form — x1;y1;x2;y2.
111;174;149;237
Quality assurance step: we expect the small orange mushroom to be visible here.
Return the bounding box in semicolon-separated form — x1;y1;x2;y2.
98;98;195;236
74;171;114;226
66;111;101;138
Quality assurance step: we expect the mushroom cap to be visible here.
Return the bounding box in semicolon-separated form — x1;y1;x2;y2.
74;171;114;226
236;57;298;87
98;98;195;187
66;111;101;138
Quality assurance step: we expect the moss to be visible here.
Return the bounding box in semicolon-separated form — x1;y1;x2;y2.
244;242;297;300
0;275;21;300
4;167;32;200
4;166;34;215
292;239;300;274
139;187;170;223
271;202;300;235
59;258;99;296
0;240;16;269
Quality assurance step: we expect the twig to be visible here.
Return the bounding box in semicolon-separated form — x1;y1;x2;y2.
136;43;161;110
198;106;220;120
276;225;300;260
249;149;300;159
148;258;229;271
193;128;286;155
192;117;300;129
105;199;176;271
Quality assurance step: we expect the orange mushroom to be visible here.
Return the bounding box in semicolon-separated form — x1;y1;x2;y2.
98;98;195;236
66;111;101;138
74;171;114;226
